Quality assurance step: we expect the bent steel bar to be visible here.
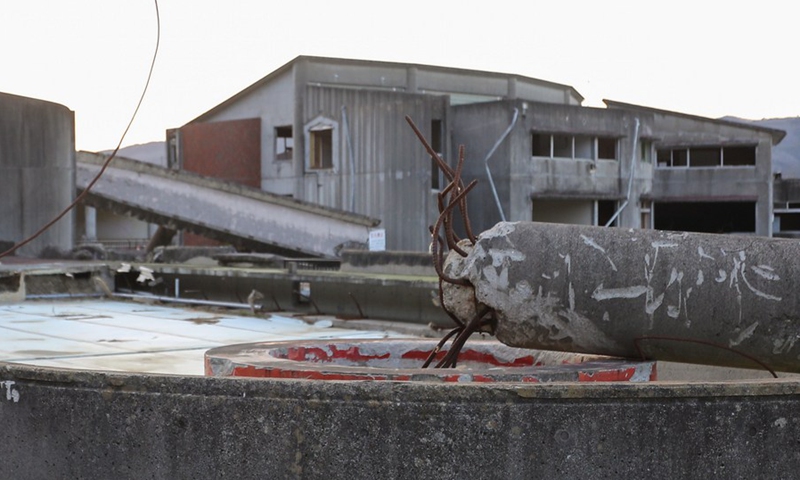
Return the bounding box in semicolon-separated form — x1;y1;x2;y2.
444;221;800;373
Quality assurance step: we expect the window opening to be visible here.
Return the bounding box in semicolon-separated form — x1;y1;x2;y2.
672;149;688;167
597;200;617;226
690;147;720;167
640;141;652;163
310;127;333;169
597;137;617;160
574;135;594;160
639;200;652;229
275;125;293;161
722;146;756;166
531;133;550;156
552;134;572;158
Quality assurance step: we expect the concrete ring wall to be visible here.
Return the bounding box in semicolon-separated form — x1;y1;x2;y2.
2;362;799;479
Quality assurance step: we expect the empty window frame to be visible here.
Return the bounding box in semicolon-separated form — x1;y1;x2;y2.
639;200;652;229
655;145;756;168
532;133;551;156
723;146;757;166
275;125;293;161
597;137;617;160
309;127;333;169
640;141;652;163
531;132;618;161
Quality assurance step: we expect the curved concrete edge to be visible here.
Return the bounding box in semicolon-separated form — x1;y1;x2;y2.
205;339;657;383
2;362;800;479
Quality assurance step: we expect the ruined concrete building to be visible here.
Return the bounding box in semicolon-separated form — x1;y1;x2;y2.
159;56;784;250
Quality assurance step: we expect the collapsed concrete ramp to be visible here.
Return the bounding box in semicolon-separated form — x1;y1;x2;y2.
76;152;380;258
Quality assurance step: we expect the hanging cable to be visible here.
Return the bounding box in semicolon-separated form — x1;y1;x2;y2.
0;0;161;259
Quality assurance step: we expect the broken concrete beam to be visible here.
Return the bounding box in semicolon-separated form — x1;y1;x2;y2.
444;221;800;373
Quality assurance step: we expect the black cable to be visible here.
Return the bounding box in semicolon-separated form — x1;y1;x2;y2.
0;0;161;259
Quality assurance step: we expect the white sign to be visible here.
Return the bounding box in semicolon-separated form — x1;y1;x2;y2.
368;229;386;251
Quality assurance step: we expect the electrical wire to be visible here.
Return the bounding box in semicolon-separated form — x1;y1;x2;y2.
0;0;161;259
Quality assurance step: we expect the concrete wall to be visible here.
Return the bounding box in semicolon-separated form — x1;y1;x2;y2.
0;92;75;256
2;362;799;479
451;100;651;234
298;85;446;251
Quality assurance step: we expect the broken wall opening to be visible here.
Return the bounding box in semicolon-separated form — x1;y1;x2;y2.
654;201;756;234
533;199;617;226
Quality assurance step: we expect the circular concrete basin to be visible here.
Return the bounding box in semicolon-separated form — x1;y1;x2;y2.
205;339;657;383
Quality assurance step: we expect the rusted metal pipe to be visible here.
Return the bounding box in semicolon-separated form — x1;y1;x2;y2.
442;221;800;374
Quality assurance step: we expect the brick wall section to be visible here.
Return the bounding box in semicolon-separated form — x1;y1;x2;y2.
181;118;261;188
180;118;261;246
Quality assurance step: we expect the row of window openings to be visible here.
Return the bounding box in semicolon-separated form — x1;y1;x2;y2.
532;133;619;161
656;146;756;167
279;125;757;173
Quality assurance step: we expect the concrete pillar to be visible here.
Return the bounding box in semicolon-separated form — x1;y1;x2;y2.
444;221;800;373
84;206;97;241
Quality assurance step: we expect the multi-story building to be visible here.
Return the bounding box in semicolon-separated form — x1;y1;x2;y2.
168;56;785;251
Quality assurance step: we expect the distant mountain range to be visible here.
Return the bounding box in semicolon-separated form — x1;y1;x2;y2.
722;116;800;177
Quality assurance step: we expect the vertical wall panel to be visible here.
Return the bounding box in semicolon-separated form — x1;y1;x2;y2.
303;86;446;251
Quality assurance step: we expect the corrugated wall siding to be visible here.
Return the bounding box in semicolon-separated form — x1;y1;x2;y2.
304;86;446;251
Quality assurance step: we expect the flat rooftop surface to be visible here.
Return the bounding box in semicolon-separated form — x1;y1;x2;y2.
0;300;405;375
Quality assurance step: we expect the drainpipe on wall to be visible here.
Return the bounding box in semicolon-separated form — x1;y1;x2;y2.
341;106;357;212
605;117;640;227
484;108;519;222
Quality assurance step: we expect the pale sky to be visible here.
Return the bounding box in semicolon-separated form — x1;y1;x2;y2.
2;0;798;152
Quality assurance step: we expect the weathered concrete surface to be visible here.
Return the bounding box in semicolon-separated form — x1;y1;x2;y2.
445;221;800;373
76;151;380;258
120;262;448;326
0;92;75;256
339;250;435;276
2;362;799;479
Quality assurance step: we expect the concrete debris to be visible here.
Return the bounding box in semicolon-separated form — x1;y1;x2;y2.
444;221;800;374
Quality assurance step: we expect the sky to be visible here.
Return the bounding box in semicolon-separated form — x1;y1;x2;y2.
1;0;798;152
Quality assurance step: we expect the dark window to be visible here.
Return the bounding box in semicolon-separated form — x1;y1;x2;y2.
723;146;756;166
310;128;333;169
597;200;617;226
553;134;571;157
672;149;688;167
532;133;550;156
690;147;720;167
657;149;671;167
778;213;800;231
598;137;617;160
275;126;293;161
